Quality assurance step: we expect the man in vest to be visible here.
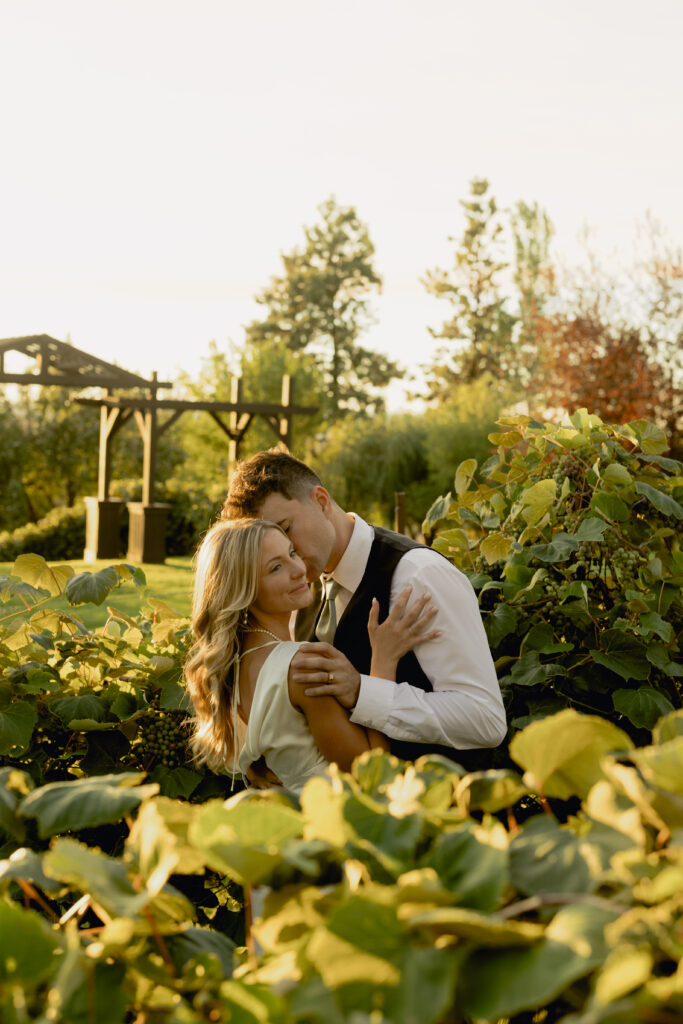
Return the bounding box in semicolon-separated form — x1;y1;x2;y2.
222;448;507;767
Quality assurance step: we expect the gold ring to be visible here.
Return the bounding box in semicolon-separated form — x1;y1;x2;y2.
328;671;335;683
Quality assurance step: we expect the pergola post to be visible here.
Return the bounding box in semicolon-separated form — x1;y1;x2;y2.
228;375;242;483
83;396;131;562
279;374;292;449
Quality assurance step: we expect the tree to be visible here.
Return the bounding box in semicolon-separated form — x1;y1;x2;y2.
636;222;683;455
510;199;555;381
529;229;681;453
245;197;399;418
421;178;518;400
532;311;669;426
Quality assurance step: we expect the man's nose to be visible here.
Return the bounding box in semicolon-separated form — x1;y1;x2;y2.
292;561;306;580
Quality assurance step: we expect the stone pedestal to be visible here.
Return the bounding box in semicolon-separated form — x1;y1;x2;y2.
83;497;124;562
126;503;170;564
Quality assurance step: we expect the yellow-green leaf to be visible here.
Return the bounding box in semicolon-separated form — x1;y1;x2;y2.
488;431;520;448
455;459;478;497
520;479;557;525
480;533;513;564
602;463;633;486
12;554;74;597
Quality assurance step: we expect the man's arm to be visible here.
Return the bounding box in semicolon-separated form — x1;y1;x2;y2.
291;550;506;750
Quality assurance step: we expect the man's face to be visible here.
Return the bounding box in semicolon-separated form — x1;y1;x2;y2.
259;487;336;582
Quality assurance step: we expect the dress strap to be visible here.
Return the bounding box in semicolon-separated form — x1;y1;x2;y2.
240;639;282;658
230;639;282;791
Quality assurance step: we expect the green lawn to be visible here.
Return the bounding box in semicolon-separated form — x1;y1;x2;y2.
0;556;194;631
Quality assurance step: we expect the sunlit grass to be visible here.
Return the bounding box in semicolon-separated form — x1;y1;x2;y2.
0;556;194;631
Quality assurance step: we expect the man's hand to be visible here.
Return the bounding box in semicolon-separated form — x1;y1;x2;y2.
246;756;282;789
291;643;361;708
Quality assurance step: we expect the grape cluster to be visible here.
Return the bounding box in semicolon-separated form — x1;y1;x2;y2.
553;454;584;488
32;719;78;763
570;531;646;588
135;709;191;769
543;602;577;641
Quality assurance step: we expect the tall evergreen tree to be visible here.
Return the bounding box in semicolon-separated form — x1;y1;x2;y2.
422;178;518;401
245;197;399;418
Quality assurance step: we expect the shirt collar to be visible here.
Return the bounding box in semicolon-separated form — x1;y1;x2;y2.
329;514;373;594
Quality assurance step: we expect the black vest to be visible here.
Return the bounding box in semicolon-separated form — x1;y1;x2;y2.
300;526;488;771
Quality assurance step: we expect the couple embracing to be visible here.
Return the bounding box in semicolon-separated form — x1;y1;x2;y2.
184;449;507;793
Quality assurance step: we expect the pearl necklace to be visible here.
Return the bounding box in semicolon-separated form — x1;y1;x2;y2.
243;625;286;644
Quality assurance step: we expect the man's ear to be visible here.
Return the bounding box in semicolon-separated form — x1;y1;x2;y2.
311;485;333;515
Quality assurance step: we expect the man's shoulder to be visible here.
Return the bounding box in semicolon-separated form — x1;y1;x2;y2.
371;524;425;552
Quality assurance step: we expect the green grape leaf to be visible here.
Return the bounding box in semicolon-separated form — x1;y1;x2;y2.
0;689;37;756
456;769;530;813
520;479;556;525
189;793;303;886
166;927;235;979
0;575;48;604
653;709;683;744
19;772;158;838
423;822;508;912
458;903;620;1020
480;532;513;564
485;604;518;647
590;630;651;681
0;847;63;895
43;838;149;917
148;765;203;799
455;458;477;497
629;735;683;796
65;567;120;606
510;708;632;799
422;492;452;533
634;481;683;520
613;687;675;730
629;419;669;455
0;901;59;985
49;692;107;725
591;492;629;522
528;533;579;562
510;815;597;896
11;554;74;596
575;516;609;541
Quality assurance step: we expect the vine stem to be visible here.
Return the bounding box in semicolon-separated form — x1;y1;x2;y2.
539;794;553;816
638;1011;683;1024
142;908;177;978
497;892;631;920
16;879;60;922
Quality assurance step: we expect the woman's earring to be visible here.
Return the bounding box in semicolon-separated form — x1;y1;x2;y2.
241;608;249;627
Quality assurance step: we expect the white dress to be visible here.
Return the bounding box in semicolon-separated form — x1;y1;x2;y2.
236;640;329;796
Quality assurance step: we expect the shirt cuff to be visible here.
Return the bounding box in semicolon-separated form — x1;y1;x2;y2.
349;674;395;731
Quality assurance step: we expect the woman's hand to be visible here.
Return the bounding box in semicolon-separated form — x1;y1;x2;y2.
368;587;440;680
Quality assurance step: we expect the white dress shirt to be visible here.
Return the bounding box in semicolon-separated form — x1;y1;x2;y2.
328;515;507;750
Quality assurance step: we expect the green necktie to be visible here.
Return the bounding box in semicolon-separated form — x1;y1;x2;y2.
315;578;340;644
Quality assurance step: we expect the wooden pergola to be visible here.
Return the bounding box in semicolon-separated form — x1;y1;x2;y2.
74;374;315;506
0;334;169;390
1;335;318;562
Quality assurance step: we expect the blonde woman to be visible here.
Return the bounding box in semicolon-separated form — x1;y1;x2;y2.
184;518;438;795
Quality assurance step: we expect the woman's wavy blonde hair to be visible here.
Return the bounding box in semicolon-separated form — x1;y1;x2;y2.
184;517;283;772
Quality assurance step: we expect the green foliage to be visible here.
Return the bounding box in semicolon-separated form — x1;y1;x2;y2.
1;708;683;1021
425;410;682;740
0;480;222;563
0;552;214;798
0;503;87;561
318;377;507;528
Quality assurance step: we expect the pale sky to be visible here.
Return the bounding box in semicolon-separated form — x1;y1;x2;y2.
1;0;681;407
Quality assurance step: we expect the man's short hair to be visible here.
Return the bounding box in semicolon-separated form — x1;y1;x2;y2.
222;446;322;520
